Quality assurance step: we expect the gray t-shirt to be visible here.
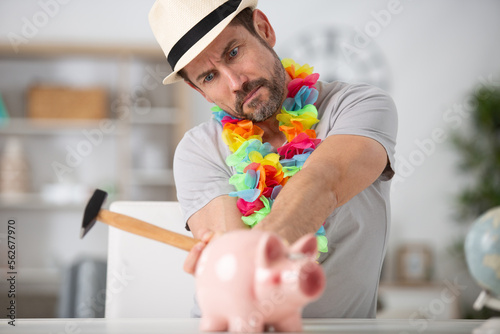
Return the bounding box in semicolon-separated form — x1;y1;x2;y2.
173;81;398;318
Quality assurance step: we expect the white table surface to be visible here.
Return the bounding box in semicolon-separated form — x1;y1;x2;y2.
0;318;489;333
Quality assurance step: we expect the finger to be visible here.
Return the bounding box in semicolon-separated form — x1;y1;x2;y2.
201;230;214;243
183;241;205;275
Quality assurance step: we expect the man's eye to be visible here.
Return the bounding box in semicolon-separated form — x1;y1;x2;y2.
229;47;238;58
204;73;214;82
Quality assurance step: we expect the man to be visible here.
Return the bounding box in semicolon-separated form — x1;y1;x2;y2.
149;0;397;318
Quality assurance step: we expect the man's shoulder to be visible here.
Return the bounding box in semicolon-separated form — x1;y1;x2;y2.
174;118;225;162
316;81;395;118
180;118;222;146
317;81;391;106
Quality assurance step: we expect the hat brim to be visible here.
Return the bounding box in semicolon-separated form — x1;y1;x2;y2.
162;0;258;85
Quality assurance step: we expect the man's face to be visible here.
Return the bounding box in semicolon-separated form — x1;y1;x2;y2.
182;23;287;122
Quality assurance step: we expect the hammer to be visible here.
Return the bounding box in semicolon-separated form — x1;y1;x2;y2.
80;189;199;251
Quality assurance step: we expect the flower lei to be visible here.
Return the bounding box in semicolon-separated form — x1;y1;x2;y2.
212;59;328;253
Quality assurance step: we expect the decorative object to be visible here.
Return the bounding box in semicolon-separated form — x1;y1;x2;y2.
0;93;9;125
0;137;31;200
41;182;87;205
195;230;325;332
281;25;391;92
28;85;107;119
465;206;500;310
451;85;500;221
396;243;433;284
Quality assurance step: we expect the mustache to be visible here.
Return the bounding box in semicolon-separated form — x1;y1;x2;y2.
235;78;269;115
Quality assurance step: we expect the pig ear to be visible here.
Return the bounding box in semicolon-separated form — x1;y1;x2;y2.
290;234;318;258
257;233;285;268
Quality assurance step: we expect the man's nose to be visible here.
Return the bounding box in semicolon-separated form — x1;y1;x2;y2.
221;66;248;92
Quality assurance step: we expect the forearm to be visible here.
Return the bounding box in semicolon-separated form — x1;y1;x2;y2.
188;195;248;240
254;135;387;244
254;162;338;244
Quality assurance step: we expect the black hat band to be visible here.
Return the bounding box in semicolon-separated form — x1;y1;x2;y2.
167;0;242;70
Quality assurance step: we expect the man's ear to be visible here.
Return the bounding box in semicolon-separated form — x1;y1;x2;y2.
252;9;276;48
185;80;213;103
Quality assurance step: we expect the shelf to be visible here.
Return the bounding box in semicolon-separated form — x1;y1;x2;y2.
0;193;85;210
129;169;175;186
0;118;125;136
0;40;190;207
0;42;164;60
130;107;179;125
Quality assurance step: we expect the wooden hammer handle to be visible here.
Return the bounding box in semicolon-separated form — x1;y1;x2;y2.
97;209;199;251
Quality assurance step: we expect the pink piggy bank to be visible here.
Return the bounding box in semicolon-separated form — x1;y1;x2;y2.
195;229;326;332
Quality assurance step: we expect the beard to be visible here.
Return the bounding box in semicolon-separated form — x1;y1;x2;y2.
233;56;286;122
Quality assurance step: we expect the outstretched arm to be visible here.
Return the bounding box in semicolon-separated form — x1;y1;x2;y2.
254;134;388;244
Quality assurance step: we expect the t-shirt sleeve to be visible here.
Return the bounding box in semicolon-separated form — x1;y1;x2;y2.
323;83;398;181
173;122;234;229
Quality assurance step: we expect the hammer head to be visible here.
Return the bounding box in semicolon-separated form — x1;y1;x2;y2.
80;189;108;239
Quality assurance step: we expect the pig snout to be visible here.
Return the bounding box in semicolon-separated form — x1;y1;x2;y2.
299;260;325;298
282;257;325;301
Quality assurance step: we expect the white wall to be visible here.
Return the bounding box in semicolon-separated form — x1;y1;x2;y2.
0;0;157;46
1;0;500;293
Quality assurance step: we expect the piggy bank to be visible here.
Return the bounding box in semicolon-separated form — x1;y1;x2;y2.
195;229;326;332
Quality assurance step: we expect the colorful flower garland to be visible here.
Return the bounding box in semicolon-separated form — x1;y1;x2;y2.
213;59;328;253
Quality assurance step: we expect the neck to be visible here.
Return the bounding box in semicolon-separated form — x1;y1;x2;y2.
256;115;286;148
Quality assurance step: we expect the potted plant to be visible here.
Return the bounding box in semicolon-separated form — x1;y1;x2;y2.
450;83;500;319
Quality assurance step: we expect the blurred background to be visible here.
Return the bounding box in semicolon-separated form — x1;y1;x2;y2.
0;0;499;321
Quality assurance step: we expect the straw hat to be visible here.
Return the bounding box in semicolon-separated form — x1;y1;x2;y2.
149;0;259;85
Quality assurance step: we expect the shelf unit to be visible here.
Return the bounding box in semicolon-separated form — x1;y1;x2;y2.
0;43;191;317
0;42;190;207
0;118;124;136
